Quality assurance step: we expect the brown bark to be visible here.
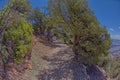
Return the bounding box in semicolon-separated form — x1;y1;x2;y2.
73;34;80;60
24;50;32;60
2;60;9;80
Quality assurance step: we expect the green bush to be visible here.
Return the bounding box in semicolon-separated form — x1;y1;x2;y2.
3;18;33;63
98;56;120;79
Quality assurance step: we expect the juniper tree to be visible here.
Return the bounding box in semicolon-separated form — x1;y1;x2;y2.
48;0;111;66
28;7;55;43
0;1;33;79
28;8;45;35
0;2;14;80
8;0;31;15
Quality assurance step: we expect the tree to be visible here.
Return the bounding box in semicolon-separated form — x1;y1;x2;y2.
28;7;54;43
3;16;33;63
48;0;111;66
99;56;120;80
0;1;33;79
0;3;13;80
28;8;45;35
0;11;33;80
6;0;31;16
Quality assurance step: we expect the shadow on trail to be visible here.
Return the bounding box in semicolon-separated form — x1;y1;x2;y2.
35;36;64;48
37;47;107;80
37;48;89;80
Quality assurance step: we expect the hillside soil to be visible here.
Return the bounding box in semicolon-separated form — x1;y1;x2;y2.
20;36;107;80
0;36;108;80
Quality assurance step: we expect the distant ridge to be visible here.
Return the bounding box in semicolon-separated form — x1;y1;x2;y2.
111;39;120;46
109;39;120;57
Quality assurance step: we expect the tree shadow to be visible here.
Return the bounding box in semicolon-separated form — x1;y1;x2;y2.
87;65;107;80
37;48;89;80
37;47;107;80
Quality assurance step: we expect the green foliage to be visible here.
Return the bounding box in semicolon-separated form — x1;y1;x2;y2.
98;56;120;80
28;7;55;43
48;0;111;66
77;27;111;65
6;0;31;15
3;18;33;62
0;0;33;63
0;2;33;79
28;8;45;35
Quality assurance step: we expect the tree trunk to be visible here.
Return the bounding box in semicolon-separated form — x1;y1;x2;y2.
2;60;8;80
73;34;80;61
24;50;32;60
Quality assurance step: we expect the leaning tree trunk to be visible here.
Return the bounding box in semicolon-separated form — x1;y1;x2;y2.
73;34;80;61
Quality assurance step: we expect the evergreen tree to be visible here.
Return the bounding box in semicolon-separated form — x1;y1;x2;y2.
28;7;54;43
28;8;45;35
0;0;33;64
48;0;111;66
3;16;33;63
0;1;33;79
8;0;31;15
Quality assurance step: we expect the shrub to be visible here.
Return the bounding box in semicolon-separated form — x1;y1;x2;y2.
3;17;33;63
98;55;120;80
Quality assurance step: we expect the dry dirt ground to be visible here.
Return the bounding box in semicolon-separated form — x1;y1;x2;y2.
20;38;78;80
19;37;106;80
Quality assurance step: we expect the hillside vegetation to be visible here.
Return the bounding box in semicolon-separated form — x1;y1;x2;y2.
0;0;119;80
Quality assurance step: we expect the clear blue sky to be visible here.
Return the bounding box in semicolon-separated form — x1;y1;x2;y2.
88;0;120;39
0;0;120;39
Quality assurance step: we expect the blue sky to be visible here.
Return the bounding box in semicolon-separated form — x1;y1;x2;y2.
0;0;120;39
88;0;120;39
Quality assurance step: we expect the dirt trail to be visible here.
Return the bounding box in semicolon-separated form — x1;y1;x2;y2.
19;38;107;80
23;39;87;80
20;40;76;80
